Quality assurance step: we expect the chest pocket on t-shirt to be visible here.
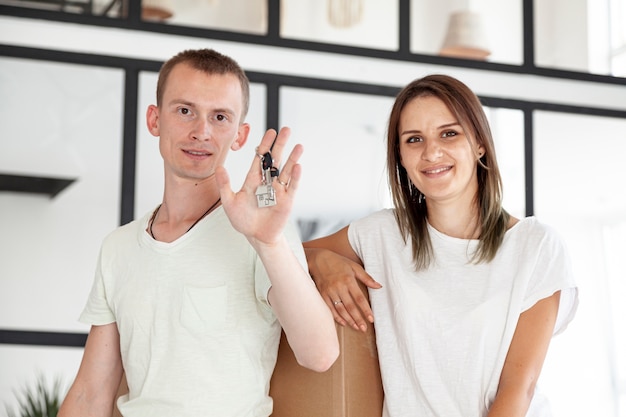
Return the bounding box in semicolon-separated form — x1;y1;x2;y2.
180;285;228;332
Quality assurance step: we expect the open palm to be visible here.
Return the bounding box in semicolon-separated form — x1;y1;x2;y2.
216;127;303;245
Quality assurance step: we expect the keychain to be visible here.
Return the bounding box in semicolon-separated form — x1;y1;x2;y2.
255;149;279;207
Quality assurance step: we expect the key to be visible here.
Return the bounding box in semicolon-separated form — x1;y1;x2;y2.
256;152;277;207
262;151;273;171
261;151;280;178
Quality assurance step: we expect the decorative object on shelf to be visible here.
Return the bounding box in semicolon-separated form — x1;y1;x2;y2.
439;10;491;60
328;0;364;28
142;0;175;20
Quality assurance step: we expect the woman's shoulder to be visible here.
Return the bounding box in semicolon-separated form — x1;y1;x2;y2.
349;208;398;237
352;208;396;227
510;216;554;233
507;216;567;249
348;208;405;251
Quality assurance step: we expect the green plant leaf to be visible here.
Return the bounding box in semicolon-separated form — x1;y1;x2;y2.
5;373;65;417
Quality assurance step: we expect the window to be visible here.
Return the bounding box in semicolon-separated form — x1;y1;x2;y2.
534;110;626;417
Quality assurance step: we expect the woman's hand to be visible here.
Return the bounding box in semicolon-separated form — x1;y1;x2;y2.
306;246;381;332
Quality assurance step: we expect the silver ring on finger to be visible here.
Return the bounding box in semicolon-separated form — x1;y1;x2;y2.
277;178;289;187
333;300;343;306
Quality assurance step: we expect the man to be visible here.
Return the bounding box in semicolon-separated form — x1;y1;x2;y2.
58;48;339;417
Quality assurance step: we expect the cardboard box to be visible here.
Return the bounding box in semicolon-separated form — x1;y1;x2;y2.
269;321;383;417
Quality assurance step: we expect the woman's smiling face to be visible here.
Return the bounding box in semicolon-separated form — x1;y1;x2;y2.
398;95;484;205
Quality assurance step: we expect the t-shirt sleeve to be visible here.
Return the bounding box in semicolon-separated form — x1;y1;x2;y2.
79;247;116;326
347;219;362;260
347;209;392;261
522;223;578;335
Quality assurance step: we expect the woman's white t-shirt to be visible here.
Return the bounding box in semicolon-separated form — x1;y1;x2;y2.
348;210;578;417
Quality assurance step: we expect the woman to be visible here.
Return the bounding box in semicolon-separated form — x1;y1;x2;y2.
304;74;578;417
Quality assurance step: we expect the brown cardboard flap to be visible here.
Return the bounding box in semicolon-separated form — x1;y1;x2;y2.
269;321;383;417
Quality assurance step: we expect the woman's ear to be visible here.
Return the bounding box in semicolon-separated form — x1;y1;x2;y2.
477;144;486;158
230;123;251;151
146;104;160;137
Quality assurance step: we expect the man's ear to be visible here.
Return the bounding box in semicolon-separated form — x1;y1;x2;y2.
231;123;251;151
146;105;160;137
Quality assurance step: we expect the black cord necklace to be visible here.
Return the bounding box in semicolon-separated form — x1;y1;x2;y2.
149;198;221;240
